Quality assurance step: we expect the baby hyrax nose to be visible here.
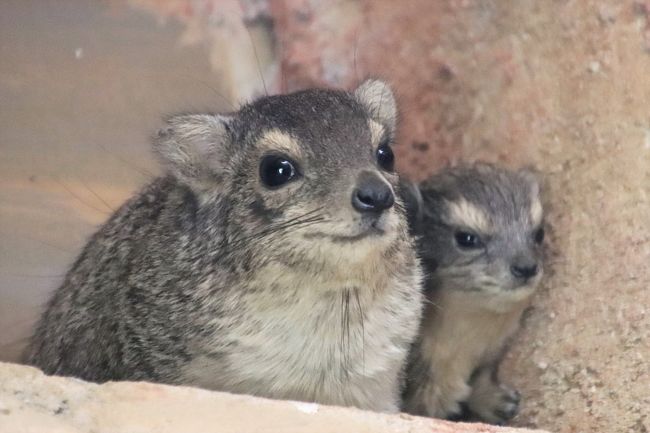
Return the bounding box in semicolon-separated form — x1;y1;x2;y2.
510;262;539;280
352;172;395;214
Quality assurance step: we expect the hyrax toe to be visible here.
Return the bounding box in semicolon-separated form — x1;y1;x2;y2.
493;387;520;422
466;383;521;425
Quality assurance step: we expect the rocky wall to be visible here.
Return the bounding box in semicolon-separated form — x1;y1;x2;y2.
269;1;650;432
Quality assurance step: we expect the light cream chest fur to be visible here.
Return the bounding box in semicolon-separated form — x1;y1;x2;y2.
181;260;423;412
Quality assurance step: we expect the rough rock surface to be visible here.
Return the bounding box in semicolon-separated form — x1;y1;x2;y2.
0;362;548;433
272;1;650;432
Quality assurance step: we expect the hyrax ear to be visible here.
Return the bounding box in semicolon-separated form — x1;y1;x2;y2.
518;166;542;198
354;79;397;132
154;114;234;188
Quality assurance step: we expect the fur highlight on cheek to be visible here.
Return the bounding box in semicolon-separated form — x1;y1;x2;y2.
530;198;543;227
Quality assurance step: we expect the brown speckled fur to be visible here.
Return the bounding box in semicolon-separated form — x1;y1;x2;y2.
25;80;423;413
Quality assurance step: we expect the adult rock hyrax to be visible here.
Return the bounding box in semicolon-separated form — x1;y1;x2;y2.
25;80;424;412
402;163;545;423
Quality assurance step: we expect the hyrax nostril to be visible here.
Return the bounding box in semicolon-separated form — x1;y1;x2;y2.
352;173;395;213
510;263;538;279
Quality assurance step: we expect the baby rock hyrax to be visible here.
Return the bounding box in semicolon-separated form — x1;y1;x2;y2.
402;163;545;424
25;80;424;412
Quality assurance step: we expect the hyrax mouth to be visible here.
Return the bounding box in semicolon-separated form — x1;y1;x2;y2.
303;221;386;244
302;209;396;244
329;225;386;243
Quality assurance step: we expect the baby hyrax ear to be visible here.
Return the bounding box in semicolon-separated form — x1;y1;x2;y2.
154;114;235;189
399;179;424;234
518;166;542;199
354;79;397;132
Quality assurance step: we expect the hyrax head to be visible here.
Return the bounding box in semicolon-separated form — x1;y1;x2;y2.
154;80;406;269
415;163;545;298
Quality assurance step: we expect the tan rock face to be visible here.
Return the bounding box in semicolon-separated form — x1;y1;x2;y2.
0;362;547;433
273;1;650;432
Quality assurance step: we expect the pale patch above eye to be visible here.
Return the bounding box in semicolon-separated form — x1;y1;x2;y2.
258;129;303;159
446;198;492;234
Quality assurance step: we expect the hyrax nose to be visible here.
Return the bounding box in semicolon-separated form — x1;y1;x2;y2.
352;172;395;214
510;262;538;280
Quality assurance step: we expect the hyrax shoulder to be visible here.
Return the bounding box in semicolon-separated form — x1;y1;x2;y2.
403;162;544;423
25;80;423;413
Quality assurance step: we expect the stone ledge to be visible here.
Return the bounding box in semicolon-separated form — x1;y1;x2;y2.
0;362;549;433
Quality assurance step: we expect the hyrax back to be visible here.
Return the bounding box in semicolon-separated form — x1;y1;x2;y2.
25;81;423;413
402;163;544;423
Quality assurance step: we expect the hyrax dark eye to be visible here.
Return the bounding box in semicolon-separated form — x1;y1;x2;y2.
376;142;395;172
534;227;545;244
259;155;297;188
455;231;483;249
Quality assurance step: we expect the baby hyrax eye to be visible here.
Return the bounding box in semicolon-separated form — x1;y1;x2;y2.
376;140;395;172
259;154;298;188
534;227;545;244
454;230;483;249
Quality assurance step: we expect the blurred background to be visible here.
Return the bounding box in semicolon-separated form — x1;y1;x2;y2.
1;1;649;432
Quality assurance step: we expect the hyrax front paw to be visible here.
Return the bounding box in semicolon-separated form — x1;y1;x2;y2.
405;377;471;419
492;385;521;423
466;383;521;425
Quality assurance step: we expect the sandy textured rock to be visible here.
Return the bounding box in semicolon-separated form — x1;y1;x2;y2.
272;2;650;432
0;362;548;433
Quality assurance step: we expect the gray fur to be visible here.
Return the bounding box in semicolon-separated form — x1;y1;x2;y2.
402;163;544;423
24;80;423;413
